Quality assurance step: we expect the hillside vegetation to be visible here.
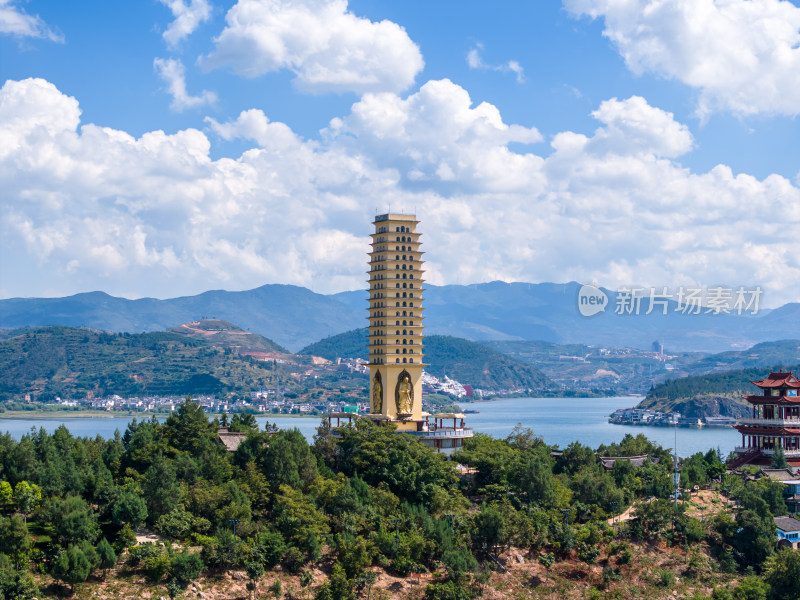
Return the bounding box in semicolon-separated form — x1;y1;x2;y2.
0;400;793;599
0;326;291;402
301;329;551;392
638;363;800;418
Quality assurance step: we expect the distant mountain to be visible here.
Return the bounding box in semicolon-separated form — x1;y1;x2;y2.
332;282;796;352
1;282;797;353
299;329;550;392
681;340;800;376
0;325;290;402
0;285;362;352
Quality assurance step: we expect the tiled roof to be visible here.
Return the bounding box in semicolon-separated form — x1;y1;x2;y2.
217;430;248;452
760;468;799;481
599;455;656;469
775;516;800;533
752;372;800;389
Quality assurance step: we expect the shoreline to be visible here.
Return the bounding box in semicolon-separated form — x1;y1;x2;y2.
0;410;322;419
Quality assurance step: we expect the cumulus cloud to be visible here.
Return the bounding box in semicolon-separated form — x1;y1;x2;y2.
0;0;62;41
1;77;799;307
325;79;544;193
201;0;424;94
158;0;212;47
467;43;525;83
154;57;217;111
564;0;800;117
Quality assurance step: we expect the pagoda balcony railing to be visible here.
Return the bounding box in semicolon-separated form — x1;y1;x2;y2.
405;428;474;439
734;446;800;457
737;418;800;427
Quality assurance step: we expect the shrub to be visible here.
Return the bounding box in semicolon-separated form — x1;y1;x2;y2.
143;551;172;583
170;550;203;585
128;543;163;566
389;556;421;577
577;543;600;564
537;553;555;568
282;546;306;574
424;581;478;600
656;569;675;587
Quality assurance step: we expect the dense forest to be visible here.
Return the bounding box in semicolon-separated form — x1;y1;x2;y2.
0;398;798;599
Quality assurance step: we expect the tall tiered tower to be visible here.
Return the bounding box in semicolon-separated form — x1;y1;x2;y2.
367;213;425;430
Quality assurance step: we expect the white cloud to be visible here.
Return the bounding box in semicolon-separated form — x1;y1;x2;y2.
1;77;799;307
325;79;544;193
201;0;424;94
467;43;525;83
154;57;217;111
0;0;62;41
589;96;693;158
158;0;212;47
564;0;800;117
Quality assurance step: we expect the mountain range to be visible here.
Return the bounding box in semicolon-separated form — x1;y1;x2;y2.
1;281;798;352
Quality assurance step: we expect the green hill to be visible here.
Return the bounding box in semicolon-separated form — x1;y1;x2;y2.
0;325;292;402
300;328;368;360
300;329;551;392
424;335;550;391
638;363;800;419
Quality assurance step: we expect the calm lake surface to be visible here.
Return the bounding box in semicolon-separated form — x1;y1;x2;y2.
0;397;740;458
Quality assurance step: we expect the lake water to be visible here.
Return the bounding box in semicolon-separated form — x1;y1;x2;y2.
0;397;740;458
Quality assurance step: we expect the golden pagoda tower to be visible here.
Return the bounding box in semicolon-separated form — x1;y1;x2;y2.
366;213;425;431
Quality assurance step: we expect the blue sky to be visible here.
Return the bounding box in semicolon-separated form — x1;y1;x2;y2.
1;0;799;307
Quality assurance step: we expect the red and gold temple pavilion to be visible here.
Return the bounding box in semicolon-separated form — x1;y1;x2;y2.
732;371;800;467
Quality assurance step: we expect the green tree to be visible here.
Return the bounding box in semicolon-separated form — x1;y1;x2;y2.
51;544;93;592
96;537;117;578
142;455;183;521
0;515;31;569
732;509;776;569
0;553;38;600
170;550;203;585
333;420;458;507
230;412;258;433
732;576;769;600
112;485;149;527
163;396;216;454
472;507;506;558
13;481;41;520
314;563;354;600
508;450;558;508
238;429;318;492
245;560;264;600
629;499;675;542
770;446;789;469
273;485;329;552
46;495;100;547
0;481;12;512
764;547;800;600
